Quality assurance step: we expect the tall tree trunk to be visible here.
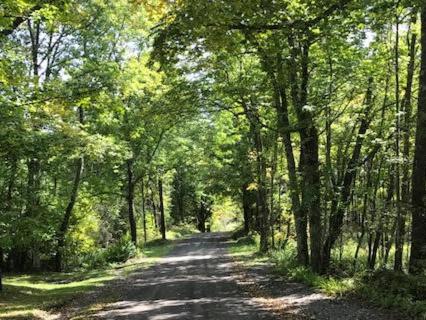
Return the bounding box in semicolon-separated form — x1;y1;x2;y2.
368;166;390;270
197;199;210;233
241;99;270;252
26;19;42;271
396;10;417;272
270;134;278;248
409;5;426;275
288;40;322;272
254;127;269;253
141;177;147;244
55;107;84;272
274;91;308;264
322;78;374;272
158;177;166;240
251;34;308;263
127;159;137;245
2;157;17;283
242;183;252;235
273;52;309;265
393;14;403;272
55;159;83;271
354;162;372;268
152;193;158;229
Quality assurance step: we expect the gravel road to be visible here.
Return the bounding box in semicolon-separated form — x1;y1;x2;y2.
62;233;407;320
92;233;276;319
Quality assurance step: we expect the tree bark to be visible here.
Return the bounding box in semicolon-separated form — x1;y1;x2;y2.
252;34;309;262
270;136;278;248
127;159;137;245
242;183;253;234
322;78;374;272
354;162;373;268
158;177;166;240
274;52;309;265
55;107;84;272
287;39;321;272
409;5;426;275
241;98;270;252
396;10;417;272
141;177;147;244
393;13;403;272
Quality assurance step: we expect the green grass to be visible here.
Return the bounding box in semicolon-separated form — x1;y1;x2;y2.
229;235;426;319
228;235;258;256
167;223;198;240
0;270;114;319
227;234;270;269
0;239;175;319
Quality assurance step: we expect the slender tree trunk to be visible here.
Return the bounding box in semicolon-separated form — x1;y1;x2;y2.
241;99;270;252
158;177;166;240
298;44;322;273
300;127;322;272
354;167;369;268
255;145;270;253
367;161;385;270
6;158;17;207
393;14;403;272
2;157;17;282
369;231;381;269
152;194;158;229
252;35;308;262
55;158;84;271
242;184;252;235
409;5;426;275
384;219;397;266
197;201;207;233
286;38;322;271
55;107;85;272
270;135;278;248
141;177;147;244
26;20;42;271
322;78;374;272
273;53;309;265
282;219;291;248
127;160;137;245
397;11;417;272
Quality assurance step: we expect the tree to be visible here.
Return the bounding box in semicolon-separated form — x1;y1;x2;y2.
170;166;197;224
409;3;426;275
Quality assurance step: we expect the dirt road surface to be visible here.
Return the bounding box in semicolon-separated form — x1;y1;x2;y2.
61;233;406;320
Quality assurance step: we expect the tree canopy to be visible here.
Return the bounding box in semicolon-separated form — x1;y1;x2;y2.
0;0;425;293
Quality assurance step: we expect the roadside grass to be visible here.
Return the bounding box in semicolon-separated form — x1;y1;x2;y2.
229;233;426;319
167;223;198;240
228;234;269;267
0;238;175;319
228;234;258;256
0;270;115;319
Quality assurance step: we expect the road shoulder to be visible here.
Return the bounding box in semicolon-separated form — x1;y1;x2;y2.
227;238;408;320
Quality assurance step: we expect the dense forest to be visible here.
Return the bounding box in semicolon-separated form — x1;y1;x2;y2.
1;0;426;317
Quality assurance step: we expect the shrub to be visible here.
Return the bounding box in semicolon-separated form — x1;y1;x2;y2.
357;270;426;318
271;242;298;271
235;235;257;246
104;238;136;263
168;223;198;239
81;249;108;269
